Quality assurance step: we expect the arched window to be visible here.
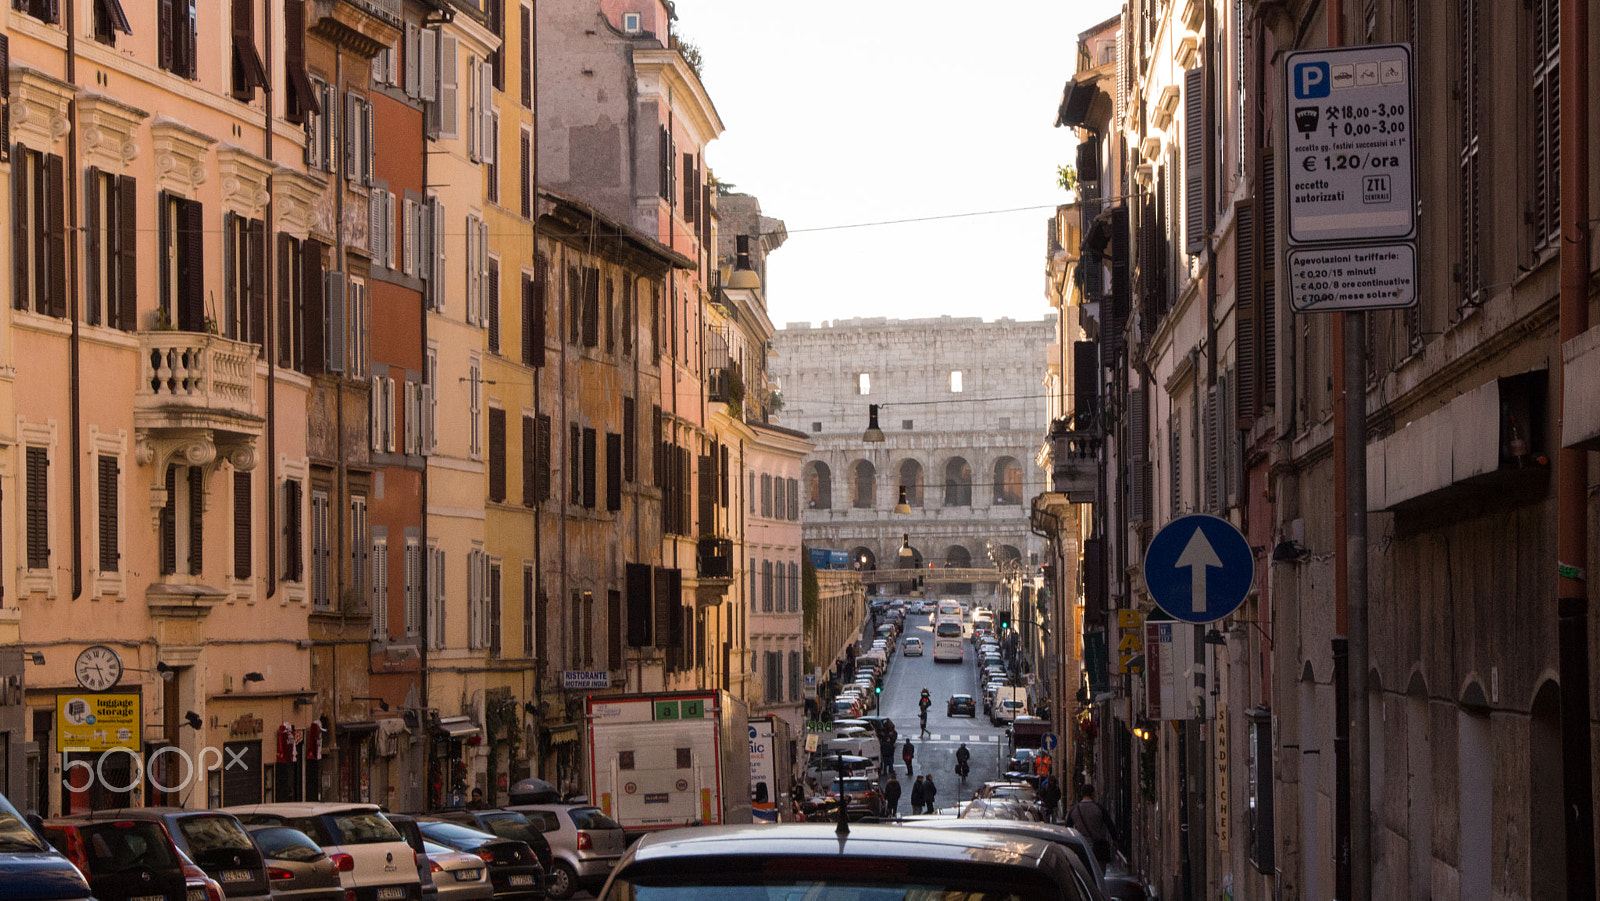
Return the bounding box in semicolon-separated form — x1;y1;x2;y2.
943;545;973;595
944;457;972;507
852;459;876;509
804;461;832;510
899;458;924;507
993;456;1024;505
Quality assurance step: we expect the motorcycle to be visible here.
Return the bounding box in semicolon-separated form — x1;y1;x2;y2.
955;759;970;780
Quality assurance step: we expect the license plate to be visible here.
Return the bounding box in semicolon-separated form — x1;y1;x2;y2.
455;869;483;881
220;869;254;883
376;887;407;900
508;874;534;886
132;895;165;901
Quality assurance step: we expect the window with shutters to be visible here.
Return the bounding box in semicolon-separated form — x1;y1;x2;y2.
1168;407;1183;519
524;259;547;367
304;78;336;172
489;407;507;502
535;583;549;662
789;562;800;611
231;0;267;100
223;213;266;346
284;1;317;125
468;548;485;651
749;559;757;611
468;356;483;458
232;471;250;581
369;188;395;269
96;454;120;574
184;467;204;575
607;589;622;670
404;537;422;637
519;4;533;107
604;278;616;353
581;267;601;348
424;346;439;454
582;428;598;510
369;373;395;453
427;29;458;140
622;397;636;482
523;565;536;656
606;433;622;511
278;235;306;371
370;530;388;639
84;168;137;330
349;495;368;613
469;58;494;164
159;192;206;331
761;474;772;517
522;415;537;506
486;111;500;204
371;46;397;87
658;126;677;202
427;543;446;649
762;561;773;612
159;466;178;576
568;590;583;668
311;489;331;609
488;558;502;657
569;423;582;506
426;197;446;309
347;277;369;378
1184;66;1206;255
282;478;304;582
487;257;501;352
159;0;197;79
12;147;67;318
15;0;58;24
1531;0;1559;250
345;93;374;185
1459;0;1485;304
465;214;484;324
519;128;532;218
535;414;552;502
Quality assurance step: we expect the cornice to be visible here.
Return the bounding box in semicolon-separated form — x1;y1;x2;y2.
151;115;218;196
76;91;149;173
11;65;74;150
633;48;724;142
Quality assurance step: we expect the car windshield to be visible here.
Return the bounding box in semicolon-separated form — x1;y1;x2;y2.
476;812;544;848
566;808;621;831
0;793;46;851
420;821;496;848
250;827;326;863
330;812;403;845
175;815;256;864
80;822;179;871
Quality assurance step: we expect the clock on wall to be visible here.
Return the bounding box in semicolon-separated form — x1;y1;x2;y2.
74;645;123;691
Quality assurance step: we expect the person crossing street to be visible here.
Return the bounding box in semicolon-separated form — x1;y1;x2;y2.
883;772;902;816
901;737;915;775
955;743;971;781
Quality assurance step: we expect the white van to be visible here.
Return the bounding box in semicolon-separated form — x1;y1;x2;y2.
991;686;1028;725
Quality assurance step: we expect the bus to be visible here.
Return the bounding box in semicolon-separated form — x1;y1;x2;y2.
932;614;965;662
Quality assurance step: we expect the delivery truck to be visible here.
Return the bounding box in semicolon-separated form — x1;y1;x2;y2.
586;691;752;836
747;715;796;822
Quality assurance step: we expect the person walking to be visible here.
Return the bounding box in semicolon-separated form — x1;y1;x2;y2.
909;776;926;815
1040;776;1062;823
922;775;937;814
1066;783;1119;865
901;737;915;775
884;773;902;816
955;743;971;781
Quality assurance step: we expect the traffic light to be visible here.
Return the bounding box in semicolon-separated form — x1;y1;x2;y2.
999;611;1011;631
875;684;882;695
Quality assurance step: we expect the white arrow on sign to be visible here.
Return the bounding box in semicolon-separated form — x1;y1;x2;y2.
1175;527;1223;614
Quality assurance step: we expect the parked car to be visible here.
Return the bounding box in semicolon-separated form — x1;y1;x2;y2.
226;803;422;901
245;825;345;901
420;809;552;879
594;824;1095;900
420;841;494;901
179;846;228;901
381;814;441;899
900;819;1107;901
0;790;93;901
505;804;626;900
947;693;976;717
42;813;189;901
414;820;543;901
826;777;885;820
121;808;271;901
902;637;924;656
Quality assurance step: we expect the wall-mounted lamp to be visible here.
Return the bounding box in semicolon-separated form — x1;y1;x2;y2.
1271;540;1311;563
243;672;266;684
183;711;203;730
862;404;885;443
353;696;390;712
1203;629;1228;646
155;662;176;681
893;485;911;515
24;651;44;666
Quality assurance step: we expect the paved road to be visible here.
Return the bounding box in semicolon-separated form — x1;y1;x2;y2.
876;604;1010;807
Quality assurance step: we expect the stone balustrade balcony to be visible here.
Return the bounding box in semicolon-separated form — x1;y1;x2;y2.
138;331;259;421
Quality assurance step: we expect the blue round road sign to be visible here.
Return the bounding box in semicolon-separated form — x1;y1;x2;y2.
1143;514;1254;623
1040;733;1059;752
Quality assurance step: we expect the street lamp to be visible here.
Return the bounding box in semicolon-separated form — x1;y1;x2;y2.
898;534;914;559
862;404;885;443
893;485;912;514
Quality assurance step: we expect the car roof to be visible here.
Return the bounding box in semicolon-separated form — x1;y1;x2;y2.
626;823;1065;868
225;803;384;816
950;693;973;699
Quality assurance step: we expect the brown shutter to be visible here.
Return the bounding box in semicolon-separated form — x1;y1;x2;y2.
582;427;597;509
12;150;25;311
582;269;599;347
277;234;295;367
234;471;251;579
98;455;119;572
666;570;684;653
116;175;138;330
303;238;326;373
248;218;265;348
1259;150;1277;397
521;273;536;366
488;408;507;502
531;258;547;365
231;0;268;101
652;568;670;649
697;454;713;533
569;423;581;504
86;168;102;325
159;0;174;72
45;153;65;318
283;0;318;123
607;589;622;671
606;433;622;512
0;34;11;160
160;466;177;575
488;0;504;89
625;563;652;647
521;415;536;506
536;414;552;502
604;278;614;352
519;131;531;218
519;4;531;109
721;444;730;507
188;466;204;575
284;479;303;580
179;198;205;330
1235;200;1256;426
487;258;500;353
25;447;47;568
622;397;636;482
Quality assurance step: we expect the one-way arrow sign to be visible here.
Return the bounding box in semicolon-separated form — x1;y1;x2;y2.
1143;514;1255;623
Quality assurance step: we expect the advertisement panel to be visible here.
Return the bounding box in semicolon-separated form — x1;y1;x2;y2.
748;720;777;822
56;693;141;752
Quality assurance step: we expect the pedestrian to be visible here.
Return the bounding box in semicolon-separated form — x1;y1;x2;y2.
884;773;902;816
922;775;937;814
902;737;915;776
909;776;926;815
1065;783;1119;865
1040;776;1062;823
467;787;486;809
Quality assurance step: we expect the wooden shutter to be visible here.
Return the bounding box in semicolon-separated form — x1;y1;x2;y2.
45;153;65;318
1532;0;1559;247
1128;388;1149;524
487;258;500;352
1259;149;1277;397
607;589;623;669
86;168;102;325
303;239;325;373
488;0;504;88
1184;66;1205;254
160;465;176;574
116;175;138;330
178;198;204;330
12;150;25;311
522;415;536;506
489;408;507;502
98;455;119;571
665;570;684;654
530;259;547;365
519;4;532;108
231;0;268;100
1235;200;1257;425
247;218;265;347
681;153;696;223
606;433;622;511
622;397;636;482
536;414;552;501
0;35;10;160
188;466;204;574
159;0;174;72
519;131;531;218
284;0;316;123
626;563;652;646
234;471;251;579
569;423;581;504
283;479;303;580
323;270;346;373
582;269;599;347
435;33;458;139
604;278;615;352
698;454;715;530
582;427;597;509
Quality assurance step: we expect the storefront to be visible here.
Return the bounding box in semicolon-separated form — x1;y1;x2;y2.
430;716;480;808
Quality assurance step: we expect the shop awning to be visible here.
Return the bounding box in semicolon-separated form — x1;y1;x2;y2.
436;716;481;739
546;723;580;745
337;720;379;736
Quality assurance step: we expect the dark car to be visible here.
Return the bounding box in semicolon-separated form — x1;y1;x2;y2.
825;777;885;821
380;815;440;899
415;821;543;901
245;826;344;901
947;693;976;717
136;809;271;901
595;823;1094;900
899;819;1107;901
422;811;550;876
43;814;189;901
0;791;93;901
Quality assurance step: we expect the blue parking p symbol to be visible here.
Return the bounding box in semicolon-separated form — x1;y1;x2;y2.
1295;62;1330;99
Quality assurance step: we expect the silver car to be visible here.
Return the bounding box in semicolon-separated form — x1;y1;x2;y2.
423;840;495;901
507;805;626;899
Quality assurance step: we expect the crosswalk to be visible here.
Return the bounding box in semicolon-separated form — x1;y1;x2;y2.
915;733;1003;744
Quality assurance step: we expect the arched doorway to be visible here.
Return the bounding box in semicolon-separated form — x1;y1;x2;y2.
899;458;924;507
944;457;972;506
993;456;1024;505
804;461;832;509
943;545;973;595
851;459;877;509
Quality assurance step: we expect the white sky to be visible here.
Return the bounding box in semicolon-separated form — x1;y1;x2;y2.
673;0;1123;328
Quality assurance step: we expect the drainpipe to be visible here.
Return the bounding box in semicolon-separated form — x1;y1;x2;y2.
66;0;82;601
264;0;278;603
1556;0;1594;895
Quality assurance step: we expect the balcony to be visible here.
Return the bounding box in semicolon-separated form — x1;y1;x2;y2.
1049;418;1101;504
697;537;734;580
